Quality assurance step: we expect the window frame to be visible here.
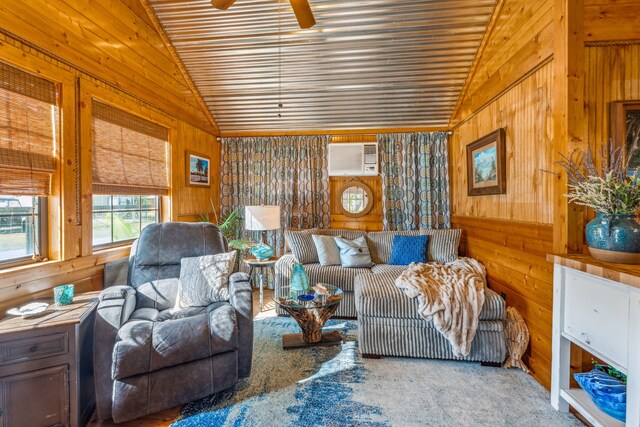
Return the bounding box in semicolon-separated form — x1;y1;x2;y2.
91;195;161;250
0;196;48;269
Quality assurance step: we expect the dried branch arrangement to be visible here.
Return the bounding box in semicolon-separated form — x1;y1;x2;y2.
557;137;640;214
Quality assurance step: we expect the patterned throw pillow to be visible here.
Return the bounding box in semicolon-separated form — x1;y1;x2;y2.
312;234;341;266
419;228;462;263
334;236;373;268
174;251;236;309
366;230;421;264
388;234;429;265
284;228;319;264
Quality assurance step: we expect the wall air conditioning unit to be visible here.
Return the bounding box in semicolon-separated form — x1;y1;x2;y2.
328;143;378;176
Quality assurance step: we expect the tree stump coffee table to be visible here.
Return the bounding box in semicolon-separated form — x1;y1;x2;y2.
274;284;343;349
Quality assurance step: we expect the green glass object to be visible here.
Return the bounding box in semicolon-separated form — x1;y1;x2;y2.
53;284;75;306
289;263;310;298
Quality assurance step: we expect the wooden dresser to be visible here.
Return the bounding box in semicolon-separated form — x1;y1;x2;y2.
0;292;99;427
549;254;640;427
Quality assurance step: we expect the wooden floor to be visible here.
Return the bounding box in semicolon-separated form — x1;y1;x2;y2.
88;288;275;427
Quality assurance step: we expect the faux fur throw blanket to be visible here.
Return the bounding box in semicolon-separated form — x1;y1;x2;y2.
395;257;487;357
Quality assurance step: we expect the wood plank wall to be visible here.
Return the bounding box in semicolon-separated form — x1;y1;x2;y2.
0;2;220;312
584;44;640;151
583;0;640;43
0;0;216;133
449;0;556;388
329;135;383;231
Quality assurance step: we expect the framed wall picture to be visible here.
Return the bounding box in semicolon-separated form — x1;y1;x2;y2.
610;100;640;175
186;151;211;187
466;128;506;196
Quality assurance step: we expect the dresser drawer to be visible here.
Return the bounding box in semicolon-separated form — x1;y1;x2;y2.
563;269;629;369
0;332;68;366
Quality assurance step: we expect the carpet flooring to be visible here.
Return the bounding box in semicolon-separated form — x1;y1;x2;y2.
171;317;581;427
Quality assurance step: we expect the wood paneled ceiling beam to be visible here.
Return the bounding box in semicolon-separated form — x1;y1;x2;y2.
139;0;221;134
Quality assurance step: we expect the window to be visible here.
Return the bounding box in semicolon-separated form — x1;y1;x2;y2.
92;195;160;247
0;195;46;265
0;61;58;268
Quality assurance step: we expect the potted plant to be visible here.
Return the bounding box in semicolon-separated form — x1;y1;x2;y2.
559;142;640;263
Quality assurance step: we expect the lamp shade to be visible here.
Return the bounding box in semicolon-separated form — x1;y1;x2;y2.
244;205;281;231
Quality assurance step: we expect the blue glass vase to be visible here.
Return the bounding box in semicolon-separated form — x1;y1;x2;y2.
251;243;275;261
53;284;75;306
289;263;311;298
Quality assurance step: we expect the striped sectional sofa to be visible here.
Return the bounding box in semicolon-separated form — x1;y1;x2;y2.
274;228;508;363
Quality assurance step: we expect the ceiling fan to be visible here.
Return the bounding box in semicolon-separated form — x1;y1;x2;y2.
211;0;316;29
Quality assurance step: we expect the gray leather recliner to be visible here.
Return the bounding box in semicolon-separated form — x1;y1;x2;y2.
93;222;253;423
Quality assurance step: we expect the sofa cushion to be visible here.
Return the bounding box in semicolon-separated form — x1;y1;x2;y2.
285;228;320;264
318;229;367;240
371;264;409;275
335;236;373;268
312;234;341;266
419;228;462;263
365;230;421;264
389;235;429;265
355;271;505;321
285;228;367;264
112;302;238;380
302;263;371;293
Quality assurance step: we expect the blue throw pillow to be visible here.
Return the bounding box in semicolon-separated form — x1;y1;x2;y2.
389;235;429;265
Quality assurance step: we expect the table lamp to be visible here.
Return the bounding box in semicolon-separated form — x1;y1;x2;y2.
245;205;281;260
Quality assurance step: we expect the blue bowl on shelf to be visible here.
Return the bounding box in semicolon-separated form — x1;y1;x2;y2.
574;369;627;422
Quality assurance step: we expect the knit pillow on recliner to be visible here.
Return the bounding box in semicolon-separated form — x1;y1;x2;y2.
174;251;237;309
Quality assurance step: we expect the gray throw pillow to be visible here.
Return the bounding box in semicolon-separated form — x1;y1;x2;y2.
284;228;319;264
312;234;341;266
419;228;462;263
174;251;237;309
334;236;373;268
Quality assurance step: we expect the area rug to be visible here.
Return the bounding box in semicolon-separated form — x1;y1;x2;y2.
172;317;580;427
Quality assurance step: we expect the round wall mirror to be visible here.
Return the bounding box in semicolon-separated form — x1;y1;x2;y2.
337;180;373;218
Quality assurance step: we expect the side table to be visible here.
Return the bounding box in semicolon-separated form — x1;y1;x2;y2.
0;291;99;427
243;258;278;312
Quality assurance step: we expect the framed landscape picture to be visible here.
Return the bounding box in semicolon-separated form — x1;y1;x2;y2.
466;128;506;196
186;151;211;187
610;100;640;176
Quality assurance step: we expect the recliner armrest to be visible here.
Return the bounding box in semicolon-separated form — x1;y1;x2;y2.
94;285;137;420
229;272;251;314
97;285;137;326
228;272;253;378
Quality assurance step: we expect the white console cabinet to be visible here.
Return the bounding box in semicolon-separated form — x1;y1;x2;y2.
550;254;640;427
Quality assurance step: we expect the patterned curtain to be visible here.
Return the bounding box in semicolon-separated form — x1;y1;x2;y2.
378;132;450;230
220;136;331;253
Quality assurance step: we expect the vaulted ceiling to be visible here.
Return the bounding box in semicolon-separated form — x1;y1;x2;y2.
148;0;497;132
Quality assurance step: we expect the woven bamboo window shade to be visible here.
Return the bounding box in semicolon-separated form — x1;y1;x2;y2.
91;100;169;195
0;61;58;196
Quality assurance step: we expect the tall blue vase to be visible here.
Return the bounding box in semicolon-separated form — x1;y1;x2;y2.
289;263;310;298
586;213;640;264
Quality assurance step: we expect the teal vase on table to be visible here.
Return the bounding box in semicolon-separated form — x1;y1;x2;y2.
585;213;640;264
289;263;311;298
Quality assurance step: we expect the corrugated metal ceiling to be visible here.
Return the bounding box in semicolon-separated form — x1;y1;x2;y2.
149;0;496;132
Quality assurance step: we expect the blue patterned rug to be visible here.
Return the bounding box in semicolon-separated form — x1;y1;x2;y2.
172;317;580;427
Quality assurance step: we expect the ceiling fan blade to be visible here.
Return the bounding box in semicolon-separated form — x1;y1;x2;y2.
211;0;237;10
289;0;316;29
